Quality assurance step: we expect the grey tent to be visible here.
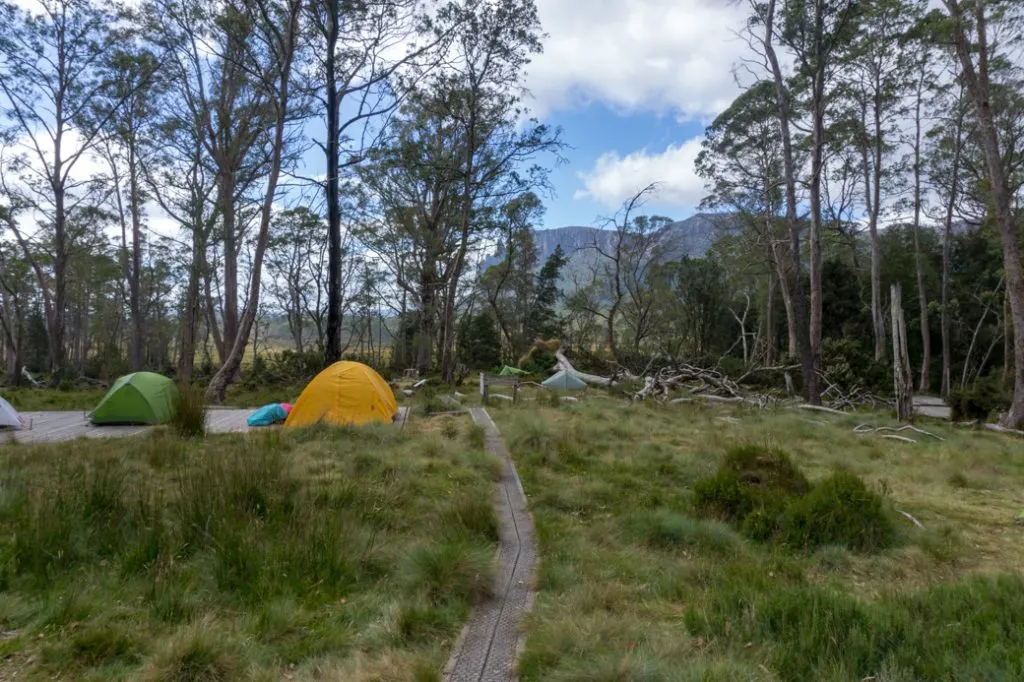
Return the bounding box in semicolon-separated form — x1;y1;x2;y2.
0;396;21;429
542;370;587;391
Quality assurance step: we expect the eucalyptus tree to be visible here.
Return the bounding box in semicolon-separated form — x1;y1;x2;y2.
304;0;445;364
0;0;155;378
939;0;1024;426
843;0;923;361
360;0;560;380
697;80;797;361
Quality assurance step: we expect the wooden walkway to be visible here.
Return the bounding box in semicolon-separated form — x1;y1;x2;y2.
1;407;411;444
2;409;253;444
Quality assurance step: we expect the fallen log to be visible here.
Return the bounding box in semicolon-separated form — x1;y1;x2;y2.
554;349;620;387
795;404;848;416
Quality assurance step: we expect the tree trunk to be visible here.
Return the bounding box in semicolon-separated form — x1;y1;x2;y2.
946;0;1024;427
50;131;67;381
807;63;826;404
940;90;963;399
911;82;930;393
324;0;343;364
762;0;814;402
128;144;144;371
766;267;777;365
217;167;238;358
207;0;300;401
891;283;914;422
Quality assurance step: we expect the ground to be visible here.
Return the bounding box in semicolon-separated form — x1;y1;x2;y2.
487;394;1024;681
2;384;1023;681
0;415;497;681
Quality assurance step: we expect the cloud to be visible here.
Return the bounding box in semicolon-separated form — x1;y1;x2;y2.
528;0;748;119
575;138;706;210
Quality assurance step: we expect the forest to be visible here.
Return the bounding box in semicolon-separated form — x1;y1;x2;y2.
0;0;1022;424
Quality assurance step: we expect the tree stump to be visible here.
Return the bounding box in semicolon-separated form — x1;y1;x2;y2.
891;284;914;422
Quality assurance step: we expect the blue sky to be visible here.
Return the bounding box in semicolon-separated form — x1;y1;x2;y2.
521;0;749;229
539;104;710;229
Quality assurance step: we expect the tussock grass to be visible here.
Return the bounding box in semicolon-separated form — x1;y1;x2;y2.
0;416;499;679
169;382;207;438
495;401;1024;680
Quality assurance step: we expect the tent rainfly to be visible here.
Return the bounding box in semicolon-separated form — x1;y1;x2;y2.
542;370;587;391
498;366;529;376
286;361;397;427
90;372;179;425
0;396;21;429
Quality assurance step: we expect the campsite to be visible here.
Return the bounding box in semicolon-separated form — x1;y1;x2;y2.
3;0;1024;678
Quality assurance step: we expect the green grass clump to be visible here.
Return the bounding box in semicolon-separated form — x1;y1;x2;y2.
169;382;207;438
630;510;743;554
686;576;1024;681
692;444;809;539
783;471;895;552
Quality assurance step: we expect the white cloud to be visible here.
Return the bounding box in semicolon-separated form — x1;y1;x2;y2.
575;138;706;209
528;0;748;119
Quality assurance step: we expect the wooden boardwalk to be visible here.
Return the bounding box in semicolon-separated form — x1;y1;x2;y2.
0;407;410;444
1;409;253;444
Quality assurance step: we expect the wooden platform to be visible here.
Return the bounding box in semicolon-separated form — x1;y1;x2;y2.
1;407;410;444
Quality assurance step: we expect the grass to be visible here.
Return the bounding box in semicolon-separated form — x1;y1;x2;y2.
1;387;105;411
169;383;207;438
0;417;499;680
492;399;1024;681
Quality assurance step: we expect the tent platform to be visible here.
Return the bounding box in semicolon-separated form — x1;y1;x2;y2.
0;407;411;444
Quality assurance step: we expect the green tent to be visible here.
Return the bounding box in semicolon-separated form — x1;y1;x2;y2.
542;370;587;391
498;366;529;376
90;372;179;425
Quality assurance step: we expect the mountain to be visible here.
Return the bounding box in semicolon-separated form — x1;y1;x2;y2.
481;213;738;285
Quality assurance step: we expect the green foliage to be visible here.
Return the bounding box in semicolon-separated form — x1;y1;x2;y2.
949;379;1009;422
782;471;896;552
518;339;560;374
630;510;743;554
459;311;502;370
169;383;207;438
821;337;891;395
528;244;568;341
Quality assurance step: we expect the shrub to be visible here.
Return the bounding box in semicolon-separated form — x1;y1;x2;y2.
782;471;895;552
693;445;809;539
170;383;206;439
949;380;1009;422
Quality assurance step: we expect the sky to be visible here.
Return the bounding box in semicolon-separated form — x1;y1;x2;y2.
522;0;750;229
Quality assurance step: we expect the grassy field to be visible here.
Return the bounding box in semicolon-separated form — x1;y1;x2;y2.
0;415;497;680
490;397;1024;681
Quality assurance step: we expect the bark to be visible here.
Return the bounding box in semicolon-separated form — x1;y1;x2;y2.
861;99;886;361
769;240;798;357
416;262;437;374
891;283;914;421
761;0;815;402
766;266;777;365
807;15;826;403
128;143;144;370
910;73;930;393
324;0;343;364
945;0;1024;427
216;167;238;358
207;0;300;402
940;89;964;399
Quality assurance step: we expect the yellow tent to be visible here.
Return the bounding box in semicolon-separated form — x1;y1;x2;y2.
285;361;398;428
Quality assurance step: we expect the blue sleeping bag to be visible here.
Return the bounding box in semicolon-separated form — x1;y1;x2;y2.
247;403;287;427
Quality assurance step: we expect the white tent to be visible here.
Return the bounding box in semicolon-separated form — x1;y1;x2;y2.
0;396;21;429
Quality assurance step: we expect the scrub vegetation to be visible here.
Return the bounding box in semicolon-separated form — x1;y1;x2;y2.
494;398;1024;681
0;417;498;680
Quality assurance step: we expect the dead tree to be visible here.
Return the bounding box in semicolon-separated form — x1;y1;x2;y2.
891;284;914;422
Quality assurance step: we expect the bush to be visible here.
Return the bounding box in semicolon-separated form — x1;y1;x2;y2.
782;471;895;552
693;445;809;534
949;380;1009;422
169;383;207;439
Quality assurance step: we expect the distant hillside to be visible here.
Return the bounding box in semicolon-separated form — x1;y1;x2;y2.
482;213;739;285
